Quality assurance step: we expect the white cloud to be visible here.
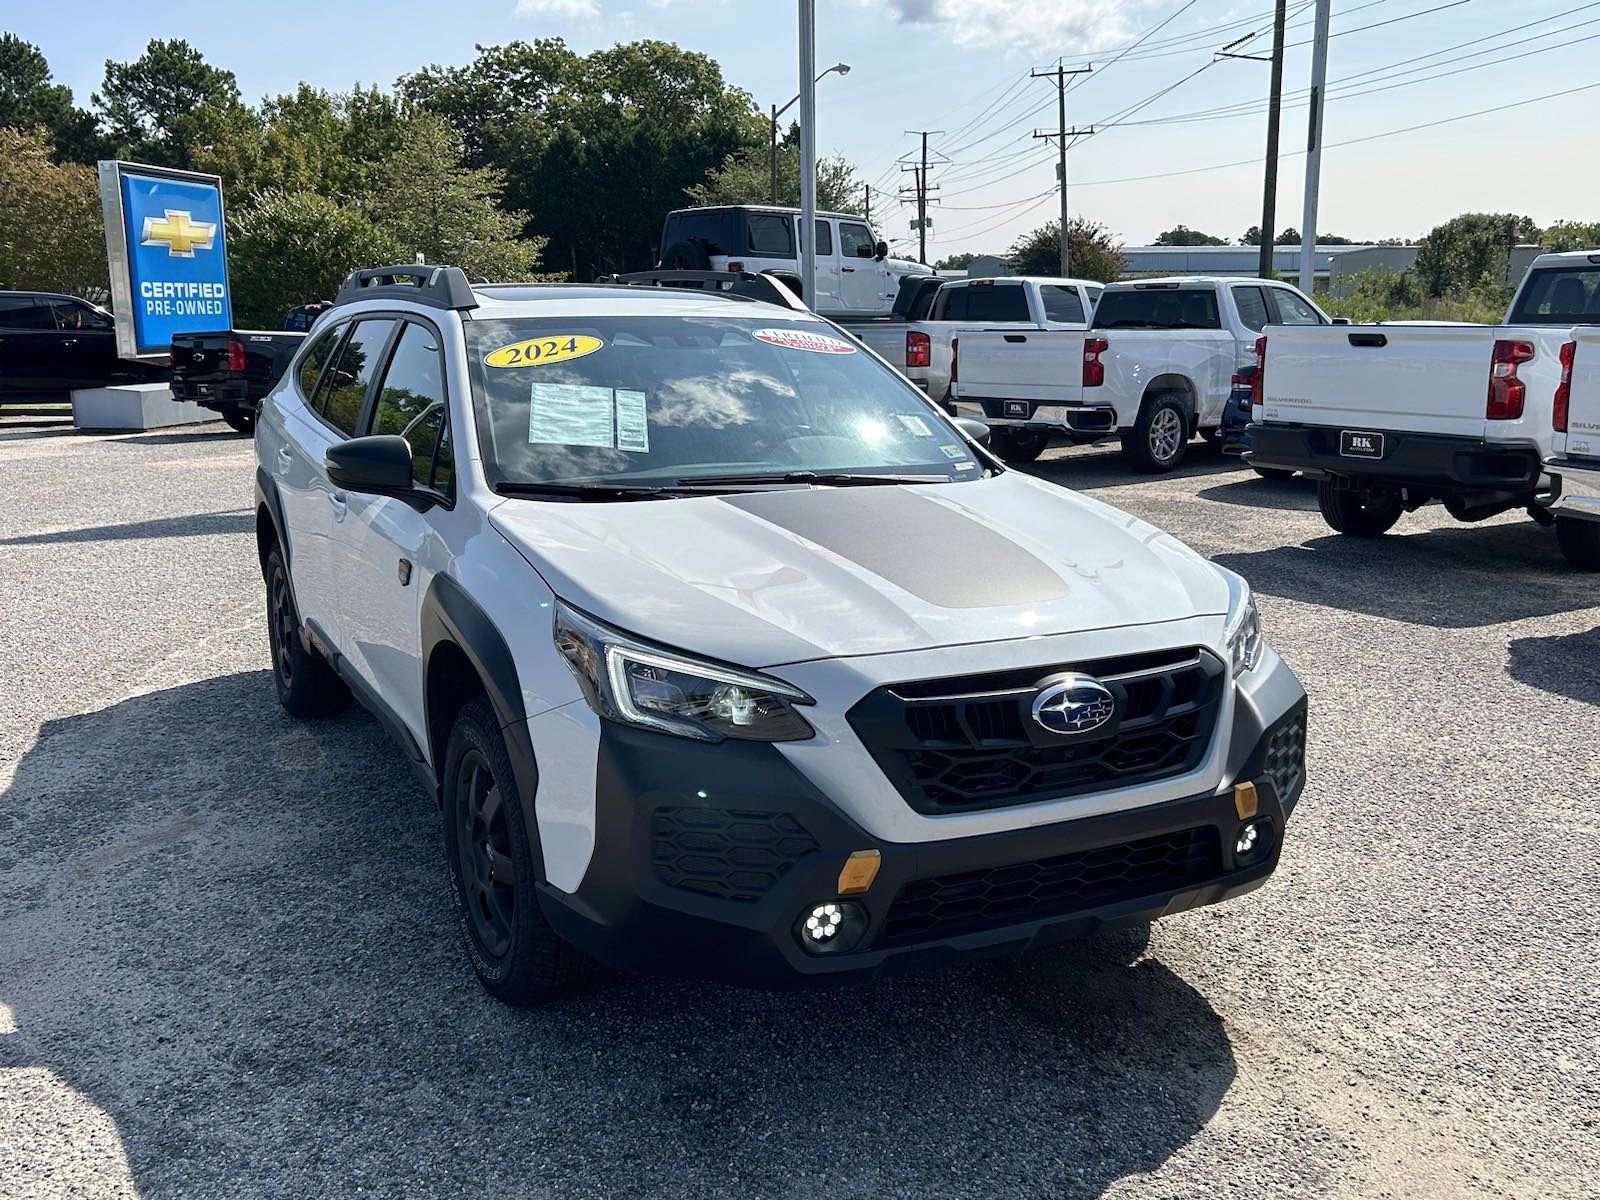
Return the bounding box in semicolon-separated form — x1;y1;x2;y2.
850;0;1154;54
514;0;600;17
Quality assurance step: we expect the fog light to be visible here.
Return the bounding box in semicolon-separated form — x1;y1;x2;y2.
1235;826;1259;855
795;899;867;955
1233;818;1275;864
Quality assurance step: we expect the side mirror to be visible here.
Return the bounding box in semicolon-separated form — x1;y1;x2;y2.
1330;316;1351;325
875;240;888;261
326;435;426;506
954;416;991;445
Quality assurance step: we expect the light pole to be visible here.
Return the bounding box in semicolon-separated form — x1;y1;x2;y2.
770;61;849;204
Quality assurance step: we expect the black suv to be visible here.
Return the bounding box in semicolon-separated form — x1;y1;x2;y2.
0;290;164;402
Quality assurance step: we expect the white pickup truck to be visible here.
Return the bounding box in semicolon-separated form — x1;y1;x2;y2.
848;276;1101;405
951;276;1334;467
1251;251;1600;546
1544;283;1600;569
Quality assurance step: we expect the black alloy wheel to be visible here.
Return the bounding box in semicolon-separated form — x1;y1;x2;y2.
454;748;518;961
264;546;350;717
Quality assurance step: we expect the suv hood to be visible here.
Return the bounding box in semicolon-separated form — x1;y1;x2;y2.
489;473;1228;669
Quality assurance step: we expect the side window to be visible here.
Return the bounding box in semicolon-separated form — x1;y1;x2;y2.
44;299;112;331
813;219;833;256
747;213;795;257
1232;285;1271;332
368;322;449;490
838;222;875;259
317;319;395;436
1040;285;1086;324
297;324;345;402
0;296;53;330
1268;288;1324;325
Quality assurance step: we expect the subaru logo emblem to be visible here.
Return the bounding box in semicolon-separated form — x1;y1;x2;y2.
1031;675;1116;736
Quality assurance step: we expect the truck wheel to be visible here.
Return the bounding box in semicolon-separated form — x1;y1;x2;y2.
222;406;257;435
660;241;710;270
442;698;595;1005
1120;395;1188;474
1555;515;1600;571
994;429;1048;463
1317;480;1403;536
265;546;350;717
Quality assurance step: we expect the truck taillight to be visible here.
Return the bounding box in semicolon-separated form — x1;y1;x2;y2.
1487;339;1534;420
906;330;931;368
169;346;178;368
1554;340;1576;432
1082;337;1109;388
1251;336;1267;409
227;339;246;372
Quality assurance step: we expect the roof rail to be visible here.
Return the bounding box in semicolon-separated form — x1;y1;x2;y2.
335;264;478;311
600;270;809;313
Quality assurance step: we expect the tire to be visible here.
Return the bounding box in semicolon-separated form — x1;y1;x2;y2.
1120;394;1189;474
264;546;351;717
442;698;594;1005
1253;466;1296;481
1317;479;1403;536
660;240;710;270
221;406;257;435
1555;514;1600;571
993;428;1048;464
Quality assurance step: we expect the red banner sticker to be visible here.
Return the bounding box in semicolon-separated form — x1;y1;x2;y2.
751;327;857;354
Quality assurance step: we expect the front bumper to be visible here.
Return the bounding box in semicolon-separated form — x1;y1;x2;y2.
953;399;1118;435
1249;423;1543;495
1545;456;1600;522
536;687;1307;989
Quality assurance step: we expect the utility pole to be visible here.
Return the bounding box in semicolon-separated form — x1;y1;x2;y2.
1031;62;1093;277
1298;0;1332;295
769;103;779;204
864;183;871;223
900;130;943;265
798;0;817;305
1258;0;1288;280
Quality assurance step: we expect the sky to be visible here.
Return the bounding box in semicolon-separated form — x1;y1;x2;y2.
7;0;1597;262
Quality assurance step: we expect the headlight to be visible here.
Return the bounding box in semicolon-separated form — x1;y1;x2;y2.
553;602;815;742
1217;566;1264;675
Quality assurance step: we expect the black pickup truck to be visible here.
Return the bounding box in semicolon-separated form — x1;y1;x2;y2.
169;330;306;434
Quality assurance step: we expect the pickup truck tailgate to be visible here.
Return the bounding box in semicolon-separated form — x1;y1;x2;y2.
1264;325;1500;439
953;329;1081;404
1563;327;1600;459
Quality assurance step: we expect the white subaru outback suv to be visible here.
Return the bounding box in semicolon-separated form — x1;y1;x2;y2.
253;264;1308;1004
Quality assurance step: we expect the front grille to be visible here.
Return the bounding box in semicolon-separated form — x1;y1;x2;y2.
651;807;819;903
848;648;1224;815
879;826;1222;946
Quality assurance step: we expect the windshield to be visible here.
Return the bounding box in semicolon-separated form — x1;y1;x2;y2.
464;315;983;489
1506;267;1600;325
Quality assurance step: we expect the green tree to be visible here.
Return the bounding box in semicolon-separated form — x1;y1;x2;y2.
0;35;103;161
369;112;548;281
934;251;982;271
0;127;108;296
93;39;239;168
1154;225;1227;246
1413;212;1539;297
1007;217;1124;282
228;189;402;327
1540;220;1600;252
685;125;859;211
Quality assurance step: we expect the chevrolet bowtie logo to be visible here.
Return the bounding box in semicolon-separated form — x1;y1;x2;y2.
141;209;216;257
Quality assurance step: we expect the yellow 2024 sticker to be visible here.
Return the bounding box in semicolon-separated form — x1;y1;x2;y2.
483;335;603;369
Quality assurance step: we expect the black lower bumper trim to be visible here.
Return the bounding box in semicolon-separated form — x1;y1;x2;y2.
1248;423;1541;493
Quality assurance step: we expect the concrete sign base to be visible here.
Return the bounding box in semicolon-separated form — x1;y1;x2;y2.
71;383;211;431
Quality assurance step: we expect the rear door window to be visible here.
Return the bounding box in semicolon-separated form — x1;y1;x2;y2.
297;323;345;401
963;284;1031;322
1507;268;1600;324
1092;288;1221;330
317;318;395;436
1231;285;1271;332
1266;288;1324;325
1040;285;1086;323
747;213;795;258
0;296;52;330
932;287;968;321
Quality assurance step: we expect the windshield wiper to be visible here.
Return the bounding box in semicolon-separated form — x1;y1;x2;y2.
493;481;677;501
673;470;952;488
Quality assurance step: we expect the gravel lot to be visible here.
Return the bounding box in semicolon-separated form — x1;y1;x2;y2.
1;413;1596;1199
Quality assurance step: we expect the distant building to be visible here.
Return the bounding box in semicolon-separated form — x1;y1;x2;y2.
1116;243;1545;296
963;255;1012;278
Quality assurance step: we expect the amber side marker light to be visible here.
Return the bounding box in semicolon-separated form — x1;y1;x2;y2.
837;849;881;895
1233;781;1259;821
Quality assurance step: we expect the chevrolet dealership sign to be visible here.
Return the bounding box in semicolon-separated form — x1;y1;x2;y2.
98;161;232;359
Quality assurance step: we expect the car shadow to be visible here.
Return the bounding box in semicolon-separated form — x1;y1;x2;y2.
0;511;254;546
1195;475;1318;512
113;425;240;446
1506;626;1600;704
1;672;1238;1199
1215;522;1589;628
1027;442;1251;492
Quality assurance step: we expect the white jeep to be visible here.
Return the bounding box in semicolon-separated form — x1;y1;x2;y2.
254;264;1307;1003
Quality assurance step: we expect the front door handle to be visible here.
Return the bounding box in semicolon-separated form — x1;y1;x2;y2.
328;490;347;521
841;266;856;273
275;446;292;476
60;338;78;347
